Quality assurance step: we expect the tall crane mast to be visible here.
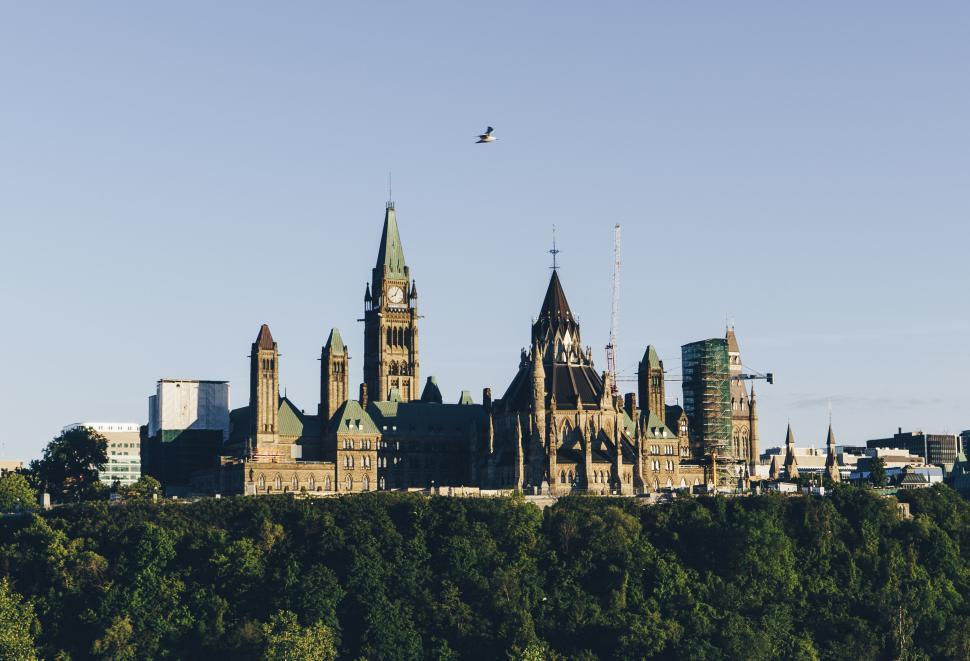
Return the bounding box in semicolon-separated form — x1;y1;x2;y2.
605;224;620;396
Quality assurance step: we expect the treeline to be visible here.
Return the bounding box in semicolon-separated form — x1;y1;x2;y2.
1;486;968;660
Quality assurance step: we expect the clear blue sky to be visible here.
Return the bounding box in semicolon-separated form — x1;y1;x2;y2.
1;2;968;461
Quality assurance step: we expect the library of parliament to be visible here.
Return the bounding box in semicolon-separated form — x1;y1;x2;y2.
190;202;760;497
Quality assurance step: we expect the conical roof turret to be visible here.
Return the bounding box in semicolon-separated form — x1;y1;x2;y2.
324;328;345;355
641;345;662;369
255;324;275;350
375;202;407;278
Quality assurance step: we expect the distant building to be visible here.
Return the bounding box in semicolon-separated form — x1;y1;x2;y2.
897;465;944;489
62;422;141;486
866;429;960;472
851;447;927;483
0;460;23;474
143;380;230;490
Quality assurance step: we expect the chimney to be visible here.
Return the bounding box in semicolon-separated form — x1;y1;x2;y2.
483;387;493;413
359;383;368;409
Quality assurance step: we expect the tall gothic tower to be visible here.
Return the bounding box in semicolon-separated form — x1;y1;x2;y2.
364;202;419;401
638;345;665;416
250;324;279;446
320;328;349;421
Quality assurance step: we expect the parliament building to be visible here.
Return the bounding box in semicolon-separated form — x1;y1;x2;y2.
168;202;760;497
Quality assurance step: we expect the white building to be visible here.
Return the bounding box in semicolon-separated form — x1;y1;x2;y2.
62;422;142;486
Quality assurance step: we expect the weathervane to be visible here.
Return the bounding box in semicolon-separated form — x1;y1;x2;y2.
549;224;560;270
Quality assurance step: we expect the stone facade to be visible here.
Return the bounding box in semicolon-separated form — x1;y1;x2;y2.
169;200;750;497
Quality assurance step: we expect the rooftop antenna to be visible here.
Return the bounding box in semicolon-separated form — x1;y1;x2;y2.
387;172;393;208
549;225;560;270
605;224;621;396
828;399;833;425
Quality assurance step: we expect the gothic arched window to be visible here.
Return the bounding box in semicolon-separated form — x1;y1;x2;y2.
559;470;566;484
325;476;332;491
568;470;574;483
274;474;282;491
308;475;315;491
257;474;265;489
363;475;370;491
291;475;299;490
345;475;353;491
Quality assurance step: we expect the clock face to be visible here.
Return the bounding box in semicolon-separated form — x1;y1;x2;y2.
387;286;405;304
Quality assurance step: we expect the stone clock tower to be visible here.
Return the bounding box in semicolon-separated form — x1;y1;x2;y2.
363;202;419;402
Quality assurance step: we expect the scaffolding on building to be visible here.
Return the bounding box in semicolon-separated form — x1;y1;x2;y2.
682;338;733;488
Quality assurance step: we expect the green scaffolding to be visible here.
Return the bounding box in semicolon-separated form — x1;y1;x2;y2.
682;339;732;486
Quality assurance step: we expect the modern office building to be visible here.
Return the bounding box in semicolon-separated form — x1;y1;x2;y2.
62;422;142;486
866;429;961;472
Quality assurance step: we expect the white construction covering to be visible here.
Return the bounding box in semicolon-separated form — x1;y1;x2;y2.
149;380;231;440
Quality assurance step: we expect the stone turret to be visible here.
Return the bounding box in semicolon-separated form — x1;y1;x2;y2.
825;423;841;483
784;424;799;480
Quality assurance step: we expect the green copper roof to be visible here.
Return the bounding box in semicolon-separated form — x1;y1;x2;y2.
458;390;474;405
330;399;379;435
375;203;407;278
324;328;345;355
278;397;305;437
642;345;662;369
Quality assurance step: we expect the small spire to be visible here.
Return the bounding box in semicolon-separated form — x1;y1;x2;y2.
364;283;372;301
410;279;418;299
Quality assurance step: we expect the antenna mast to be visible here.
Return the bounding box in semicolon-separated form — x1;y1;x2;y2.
606;224;621;396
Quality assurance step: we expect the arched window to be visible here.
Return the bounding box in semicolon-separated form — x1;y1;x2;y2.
680;478;687;489
345;475;353;491
308;475;315;491
559;470;566;484
568;470;574;483
325;476;332;491
257;474;265;489
653;479;660;491
666;478;673;489
379;476;386;489
274;474;282;491
363;475;370;491
386;328;393;346
291;475;299;490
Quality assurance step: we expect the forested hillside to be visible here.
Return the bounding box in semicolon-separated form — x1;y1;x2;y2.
1;486;968;660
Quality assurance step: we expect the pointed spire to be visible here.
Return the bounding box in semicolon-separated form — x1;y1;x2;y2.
726;326;740;354
255;324;275;350
409;279;417;299
375;202;407;278
642;345;662;369
364;283;372;301
420;376;443;404
324;328;345;355
538;271;575;327
825;423;841;482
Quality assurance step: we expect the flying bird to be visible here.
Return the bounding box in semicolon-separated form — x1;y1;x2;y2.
476;126;497;143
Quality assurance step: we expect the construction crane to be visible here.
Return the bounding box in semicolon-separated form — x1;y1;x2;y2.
605;224;620;396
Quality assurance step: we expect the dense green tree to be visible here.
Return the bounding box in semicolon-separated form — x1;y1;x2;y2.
0;488;967;659
0;471;37;512
261;610;336;661
28;427;108;503
123;475;162;500
0;577;39;660
869;456;887;487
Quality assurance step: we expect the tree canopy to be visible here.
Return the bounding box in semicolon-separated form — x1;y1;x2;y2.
28;427;108;503
0;486;967;659
0;471;37;512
